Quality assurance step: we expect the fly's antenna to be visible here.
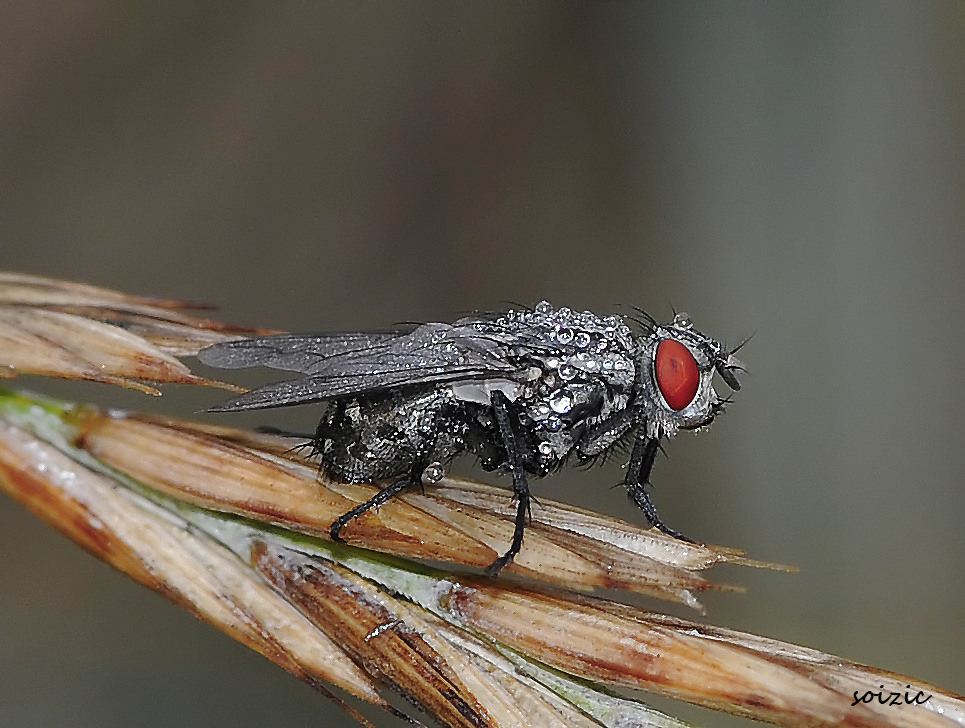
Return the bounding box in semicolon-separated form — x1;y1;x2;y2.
714;357;743;392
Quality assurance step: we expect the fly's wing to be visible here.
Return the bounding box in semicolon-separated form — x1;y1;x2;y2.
198;323;518;411
197;331;410;372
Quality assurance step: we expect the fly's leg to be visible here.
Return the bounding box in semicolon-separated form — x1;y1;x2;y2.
255;425;315;439
624;433;694;542
329;474;414;543
485;390;533;576
329;419;438;543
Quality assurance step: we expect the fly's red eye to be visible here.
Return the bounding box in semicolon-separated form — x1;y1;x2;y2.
655;339;700;410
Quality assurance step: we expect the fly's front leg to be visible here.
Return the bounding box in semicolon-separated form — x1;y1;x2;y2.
624;432;694;542
486;390;532;576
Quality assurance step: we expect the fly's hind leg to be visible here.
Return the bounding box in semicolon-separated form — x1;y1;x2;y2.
329;474;415;543
485;390;533;576
328;406;440;544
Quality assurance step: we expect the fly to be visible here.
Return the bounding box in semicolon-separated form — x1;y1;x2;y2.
198;301;743;575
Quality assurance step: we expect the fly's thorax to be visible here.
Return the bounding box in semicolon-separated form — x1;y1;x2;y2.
514;353;634;469
461;302;645;470
633;312;739;439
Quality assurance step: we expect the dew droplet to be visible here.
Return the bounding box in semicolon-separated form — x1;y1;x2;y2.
422;462;445;484
550;390;573;413
558;363;577;380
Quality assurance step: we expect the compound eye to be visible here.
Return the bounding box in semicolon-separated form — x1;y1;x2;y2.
655;339;700;410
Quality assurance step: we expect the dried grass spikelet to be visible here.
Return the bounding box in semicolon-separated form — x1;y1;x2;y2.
0;273;963;728
0;271;261;392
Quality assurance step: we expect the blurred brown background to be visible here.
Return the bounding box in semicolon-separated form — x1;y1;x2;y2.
1;3;962;727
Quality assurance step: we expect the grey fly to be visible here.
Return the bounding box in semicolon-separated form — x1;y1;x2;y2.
198;301;743;574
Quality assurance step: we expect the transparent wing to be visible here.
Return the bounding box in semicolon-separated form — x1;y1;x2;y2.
197;331;410;372
199;323;517;411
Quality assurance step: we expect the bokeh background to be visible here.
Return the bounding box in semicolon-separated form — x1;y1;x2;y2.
1;3;962;727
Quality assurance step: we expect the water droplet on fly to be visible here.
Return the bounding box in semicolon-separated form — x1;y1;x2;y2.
558;363;577;380
422;461;445;484
550;390;573;413
674;312;693;328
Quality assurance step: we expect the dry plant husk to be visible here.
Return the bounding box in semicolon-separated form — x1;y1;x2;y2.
0;271;260;392
0;273;962;728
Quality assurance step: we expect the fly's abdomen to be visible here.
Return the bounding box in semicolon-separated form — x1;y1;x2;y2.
316;390;465;483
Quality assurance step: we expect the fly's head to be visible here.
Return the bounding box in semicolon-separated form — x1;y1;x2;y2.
633;312;743;439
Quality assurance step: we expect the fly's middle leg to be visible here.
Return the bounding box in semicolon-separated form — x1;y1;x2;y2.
485;389;533;576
